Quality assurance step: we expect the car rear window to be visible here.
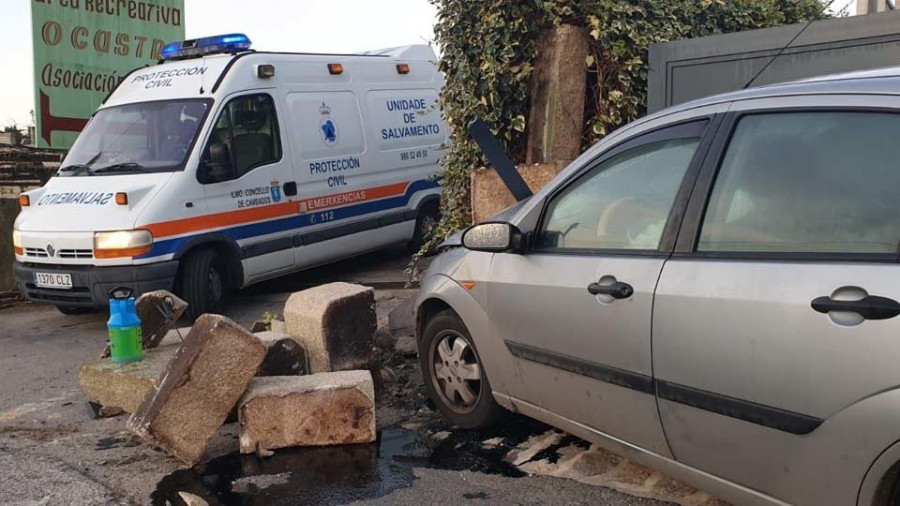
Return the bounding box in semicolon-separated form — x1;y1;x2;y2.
698;111;900;254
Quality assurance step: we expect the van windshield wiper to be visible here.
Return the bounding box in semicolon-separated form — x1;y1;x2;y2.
58;164;95;176
93;162;149;174
58;151;104;177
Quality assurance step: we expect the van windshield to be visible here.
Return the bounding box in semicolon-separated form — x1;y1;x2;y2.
59;99;211;177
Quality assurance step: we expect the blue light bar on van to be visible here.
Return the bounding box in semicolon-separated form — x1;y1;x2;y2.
160;34;252;61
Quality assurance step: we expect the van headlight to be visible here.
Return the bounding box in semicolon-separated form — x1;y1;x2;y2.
12;230;22;255
94;230;153;259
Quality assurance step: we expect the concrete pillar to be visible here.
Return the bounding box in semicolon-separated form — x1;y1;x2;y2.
526;24;590;166
0;196;21;292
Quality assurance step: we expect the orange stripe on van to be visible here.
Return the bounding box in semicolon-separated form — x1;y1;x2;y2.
145;201;299;238
144;181;411;239
300;182;407;213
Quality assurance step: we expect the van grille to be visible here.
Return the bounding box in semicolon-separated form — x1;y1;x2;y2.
58;249;94;259
25;248;94;259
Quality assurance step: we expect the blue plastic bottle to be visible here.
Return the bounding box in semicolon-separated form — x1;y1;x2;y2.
108;287;143;364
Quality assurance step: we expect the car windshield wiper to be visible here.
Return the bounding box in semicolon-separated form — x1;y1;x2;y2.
58;164;95;176
93;162;150;174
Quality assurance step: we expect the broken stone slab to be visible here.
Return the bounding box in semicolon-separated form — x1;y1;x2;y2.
128;315;266;466
374;327;396;350
254;331;309;376
387;295;416;335
393;335;418;357
137;290;188;349
238;371;376;455
284;282;376;374
79;329;189;414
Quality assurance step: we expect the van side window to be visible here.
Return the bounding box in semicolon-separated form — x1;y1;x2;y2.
201;94;282;183
698;112;900;254
538;137;700;251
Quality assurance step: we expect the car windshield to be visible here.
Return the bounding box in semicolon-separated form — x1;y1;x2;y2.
59;99;211;177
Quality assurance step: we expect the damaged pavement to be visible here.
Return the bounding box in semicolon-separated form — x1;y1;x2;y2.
0;248;717;505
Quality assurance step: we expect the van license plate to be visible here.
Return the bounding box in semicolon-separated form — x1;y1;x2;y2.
34;272;73;289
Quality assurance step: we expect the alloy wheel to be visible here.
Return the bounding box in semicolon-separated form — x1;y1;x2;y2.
430;329;483;414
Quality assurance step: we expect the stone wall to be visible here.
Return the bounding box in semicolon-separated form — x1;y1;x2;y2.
470;163;563;224
0;196;21;291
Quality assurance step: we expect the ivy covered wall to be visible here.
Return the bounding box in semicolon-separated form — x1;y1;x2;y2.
425;0;829;248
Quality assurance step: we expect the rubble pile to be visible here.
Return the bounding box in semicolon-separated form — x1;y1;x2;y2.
76;283;381;467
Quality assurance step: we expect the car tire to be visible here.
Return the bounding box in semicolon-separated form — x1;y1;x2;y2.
407;201;440;254
419;309;504;428
56;305;95;316
179;249;227;321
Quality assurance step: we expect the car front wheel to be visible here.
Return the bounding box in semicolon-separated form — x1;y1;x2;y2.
419;309;504;428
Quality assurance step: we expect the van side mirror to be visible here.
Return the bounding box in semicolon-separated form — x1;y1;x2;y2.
462;222;525;253
199;142;233;183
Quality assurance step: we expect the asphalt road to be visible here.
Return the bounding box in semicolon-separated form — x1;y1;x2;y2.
0;247;679;506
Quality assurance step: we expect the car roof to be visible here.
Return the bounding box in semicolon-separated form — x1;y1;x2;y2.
655;65;900;119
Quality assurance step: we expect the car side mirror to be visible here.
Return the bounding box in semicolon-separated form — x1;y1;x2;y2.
199;142;233;183
462;222;525;253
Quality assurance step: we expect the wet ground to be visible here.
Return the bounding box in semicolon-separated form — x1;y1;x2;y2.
0;246;714;506
150;418;569;505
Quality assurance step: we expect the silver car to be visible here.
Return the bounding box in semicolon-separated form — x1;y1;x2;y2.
415;68;900;506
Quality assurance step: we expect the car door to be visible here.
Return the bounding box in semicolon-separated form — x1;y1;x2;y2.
199;92;296;278
653;99;900;506
487;119;715;455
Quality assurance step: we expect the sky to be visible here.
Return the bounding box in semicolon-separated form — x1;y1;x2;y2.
0;0;439;128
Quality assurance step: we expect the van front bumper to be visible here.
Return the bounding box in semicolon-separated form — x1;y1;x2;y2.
13;260;179;308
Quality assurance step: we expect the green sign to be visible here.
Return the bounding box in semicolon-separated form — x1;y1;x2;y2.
31;0;185;149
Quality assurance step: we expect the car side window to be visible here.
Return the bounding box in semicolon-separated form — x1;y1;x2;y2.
538;136;701;251
698;112;900;254
201;93;282;183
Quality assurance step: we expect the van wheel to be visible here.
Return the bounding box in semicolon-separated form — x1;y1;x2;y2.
419;309;504;428
56;305;94;316
407;201;440;254
179;249;227;321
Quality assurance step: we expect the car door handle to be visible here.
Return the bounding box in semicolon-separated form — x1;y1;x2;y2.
811;295;900;320
588;281;634;299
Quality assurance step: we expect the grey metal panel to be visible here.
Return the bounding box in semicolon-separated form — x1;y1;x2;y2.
648;10;900;113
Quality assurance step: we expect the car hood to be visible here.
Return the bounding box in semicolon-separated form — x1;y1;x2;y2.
15;173;174;233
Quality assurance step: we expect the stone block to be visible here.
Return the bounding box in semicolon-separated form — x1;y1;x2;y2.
78;331;185;414
526;24;590;166
254;331;308;376
136;290;188;349
471;163;563;224
238;371;376;455
127;315;266;466
284;283;376;374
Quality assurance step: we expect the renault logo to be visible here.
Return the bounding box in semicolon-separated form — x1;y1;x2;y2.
46;243;55;257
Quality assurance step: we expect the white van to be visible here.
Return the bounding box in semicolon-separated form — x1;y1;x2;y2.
13;34;446;318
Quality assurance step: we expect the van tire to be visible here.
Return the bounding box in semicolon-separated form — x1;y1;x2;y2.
407;201;440;254
179;249;227;321
56;305;95;316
